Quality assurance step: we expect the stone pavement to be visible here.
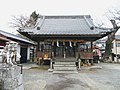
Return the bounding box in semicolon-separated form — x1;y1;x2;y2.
22;62;49;90
24;80;46;90
22;62;40;69
22;63;120;90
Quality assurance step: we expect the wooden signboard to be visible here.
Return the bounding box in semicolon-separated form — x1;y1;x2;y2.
80;52;93;59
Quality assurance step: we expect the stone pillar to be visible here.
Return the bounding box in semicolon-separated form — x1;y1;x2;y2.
0;41;24;90
78;59;81;70
48;59;53;72
0;65;24;90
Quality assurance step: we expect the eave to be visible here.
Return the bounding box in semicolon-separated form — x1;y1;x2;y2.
18;31;107;42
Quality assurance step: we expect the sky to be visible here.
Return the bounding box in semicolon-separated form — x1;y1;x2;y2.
0;0;120;34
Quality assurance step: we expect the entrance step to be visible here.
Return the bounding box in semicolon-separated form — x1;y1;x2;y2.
54;66;77;70
55;62;76;65
53;61;78;74
53;64;76;67
53;70;78;74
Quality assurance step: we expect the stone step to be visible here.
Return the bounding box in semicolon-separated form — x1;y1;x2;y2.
54;66;77;70
53;60;78;74
55;62;76;65
53;64;76;67
53;70;78;74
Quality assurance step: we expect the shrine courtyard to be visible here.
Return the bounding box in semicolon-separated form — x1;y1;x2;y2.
22;63;120;90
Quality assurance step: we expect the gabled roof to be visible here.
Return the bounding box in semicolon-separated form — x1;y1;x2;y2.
0;35;11;41
19;15;113;36
0;30;35;45
18;15;115;42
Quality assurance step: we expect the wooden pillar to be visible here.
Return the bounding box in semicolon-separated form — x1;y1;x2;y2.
91;41;93;65
74;42;77;58
90;41;93;52
37;42;40;51
51;41;54;59
63;42;66;58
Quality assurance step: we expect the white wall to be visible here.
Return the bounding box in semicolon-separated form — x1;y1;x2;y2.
27;46;30;60
16;44;21;61
112;40;120;55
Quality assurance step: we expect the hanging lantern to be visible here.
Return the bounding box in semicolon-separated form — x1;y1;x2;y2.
63;41;65;45
69;41;72;47
74;42;76;46
57;41;59;47
52;42;54;46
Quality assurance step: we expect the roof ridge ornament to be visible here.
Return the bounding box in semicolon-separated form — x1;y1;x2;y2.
36;15;45;30
110;19;120;30
83;16;94;30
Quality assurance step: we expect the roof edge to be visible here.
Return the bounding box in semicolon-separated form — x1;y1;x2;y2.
39;15;91;19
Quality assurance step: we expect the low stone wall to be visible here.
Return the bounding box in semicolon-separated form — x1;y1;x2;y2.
0;64;24;90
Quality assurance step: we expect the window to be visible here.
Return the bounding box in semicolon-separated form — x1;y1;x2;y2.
116;43;120;47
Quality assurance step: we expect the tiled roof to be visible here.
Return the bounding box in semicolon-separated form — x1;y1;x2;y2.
0;35;11;41
115;35;120;40
0;30;35;45
20;15;113;35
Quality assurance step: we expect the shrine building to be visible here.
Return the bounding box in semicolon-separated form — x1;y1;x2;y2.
18;15;114;67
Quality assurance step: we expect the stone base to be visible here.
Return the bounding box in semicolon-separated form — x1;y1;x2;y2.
48;68;53;72
0;65;24;90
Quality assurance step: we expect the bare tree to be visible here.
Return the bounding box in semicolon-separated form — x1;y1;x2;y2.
9;15;28;28
9;11;39;28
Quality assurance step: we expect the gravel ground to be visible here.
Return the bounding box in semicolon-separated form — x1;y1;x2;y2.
22;63;120;90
